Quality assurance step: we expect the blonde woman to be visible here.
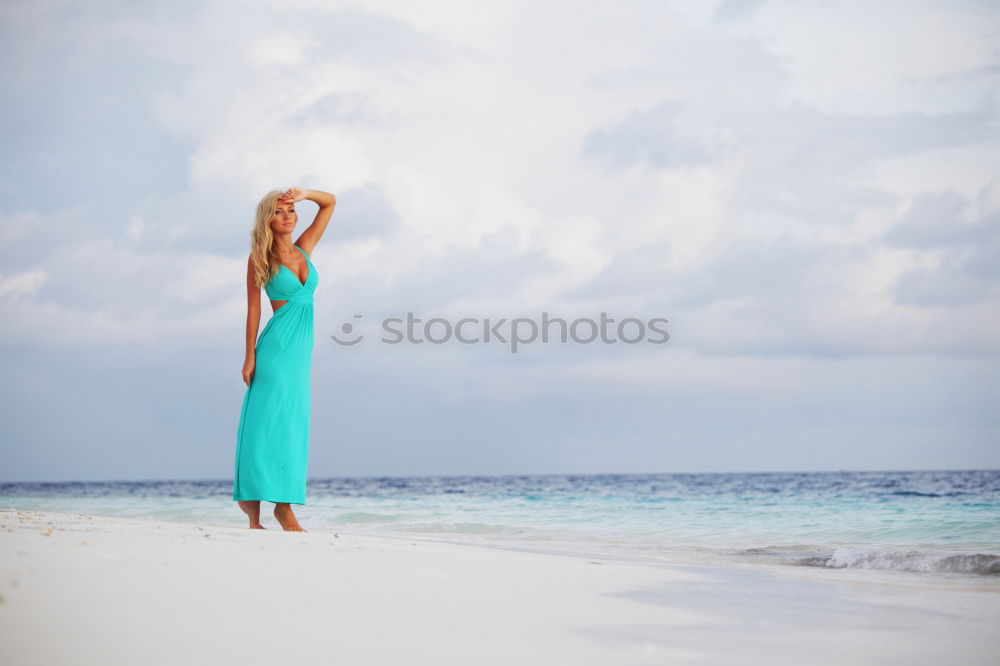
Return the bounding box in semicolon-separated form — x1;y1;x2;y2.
233;187;336;531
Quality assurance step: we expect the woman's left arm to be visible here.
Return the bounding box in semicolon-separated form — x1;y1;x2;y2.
281;187;336;255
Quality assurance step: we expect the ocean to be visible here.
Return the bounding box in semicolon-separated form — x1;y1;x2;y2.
3;469;998;580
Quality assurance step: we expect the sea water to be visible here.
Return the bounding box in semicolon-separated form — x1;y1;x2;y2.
2;469;998;579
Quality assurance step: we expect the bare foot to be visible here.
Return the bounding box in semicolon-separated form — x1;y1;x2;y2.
238;500;266;529
273;503;307;532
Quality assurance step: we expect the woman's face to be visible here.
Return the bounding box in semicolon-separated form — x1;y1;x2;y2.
271;199;297;232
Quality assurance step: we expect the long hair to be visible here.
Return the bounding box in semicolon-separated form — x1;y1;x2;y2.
248;189;292;288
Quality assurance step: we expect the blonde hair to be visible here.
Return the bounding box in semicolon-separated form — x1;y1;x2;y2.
248;189;293;288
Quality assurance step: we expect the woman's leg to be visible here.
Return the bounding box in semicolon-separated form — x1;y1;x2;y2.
237;500;266;529
273;502;307;532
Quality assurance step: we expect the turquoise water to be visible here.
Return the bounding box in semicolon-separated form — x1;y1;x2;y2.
2;469;998;577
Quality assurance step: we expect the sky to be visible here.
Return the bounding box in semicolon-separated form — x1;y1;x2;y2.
1;0;998;482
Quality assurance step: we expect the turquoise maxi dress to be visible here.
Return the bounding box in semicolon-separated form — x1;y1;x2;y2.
233;244;317;505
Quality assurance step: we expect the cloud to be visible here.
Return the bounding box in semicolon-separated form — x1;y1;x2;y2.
0;1;996;359
319;223;560;315
883;181;1000;307
2;1;1000;479
712;0;766;25
582;100;727;170
324;183;399;242
891;266;995;307
883;190;980;247
560;240;673;304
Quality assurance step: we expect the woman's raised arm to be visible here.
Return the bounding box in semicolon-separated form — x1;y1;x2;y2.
280;187;336;256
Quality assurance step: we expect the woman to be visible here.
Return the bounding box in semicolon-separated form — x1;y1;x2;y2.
233;186;336;531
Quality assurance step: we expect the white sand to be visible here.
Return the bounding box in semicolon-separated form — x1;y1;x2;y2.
1;509;998;665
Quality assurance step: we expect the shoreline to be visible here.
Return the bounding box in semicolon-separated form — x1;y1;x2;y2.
9;503;992;590
2;509;999;665
354;528;1000;591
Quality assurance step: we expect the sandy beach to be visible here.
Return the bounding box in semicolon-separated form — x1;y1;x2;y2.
1;509;998;665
